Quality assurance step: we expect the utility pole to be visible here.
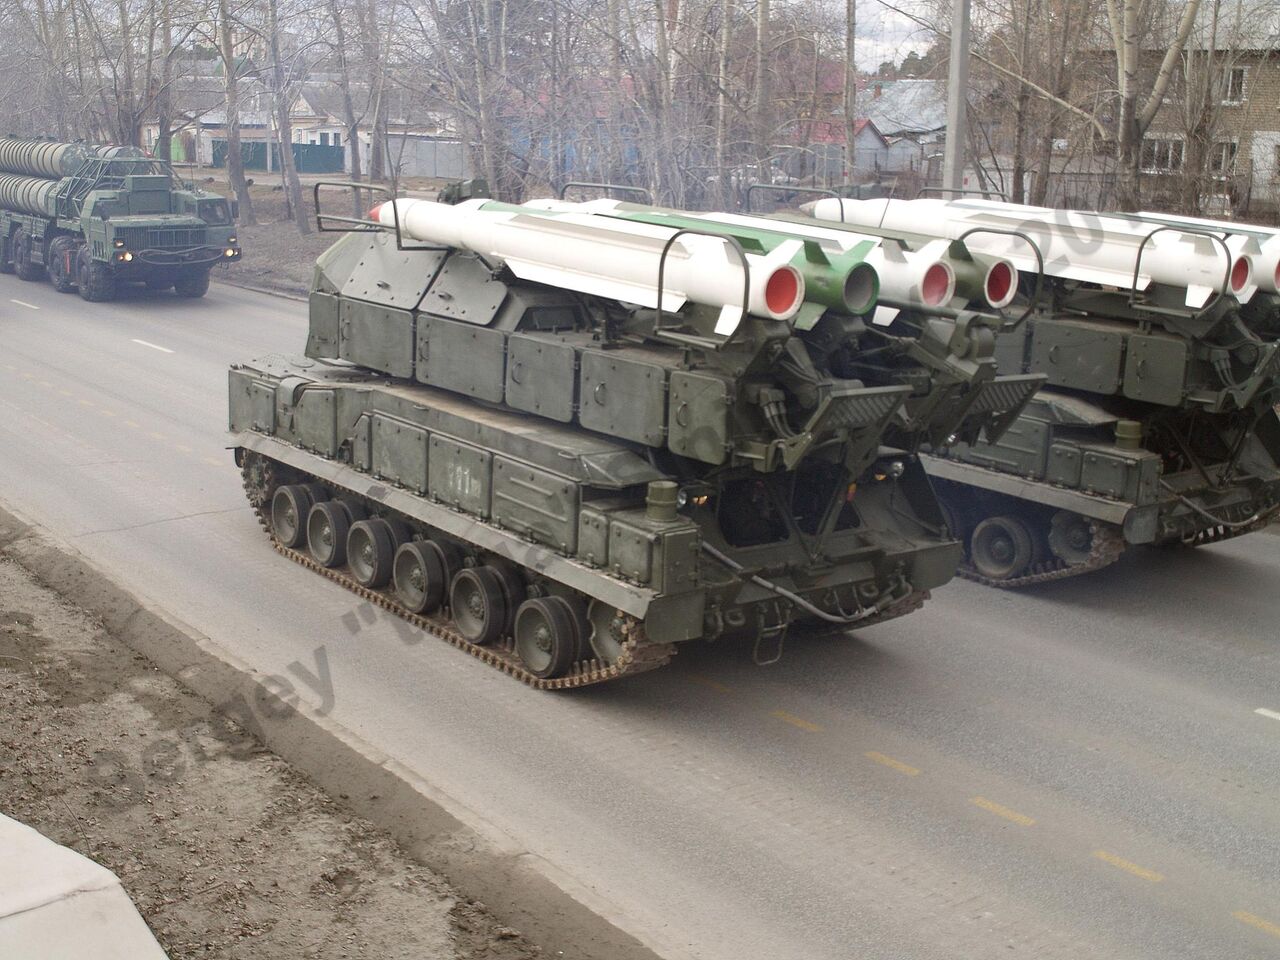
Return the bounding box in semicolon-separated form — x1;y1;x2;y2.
942;0;971;194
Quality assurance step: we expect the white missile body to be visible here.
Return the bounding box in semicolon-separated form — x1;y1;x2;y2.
375;198;805;334
1131;210;1280;295
523;197;1021;314
811;197;1253;308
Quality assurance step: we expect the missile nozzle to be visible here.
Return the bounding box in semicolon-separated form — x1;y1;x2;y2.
922;262;955;306
764;265;803;317
985;260;1016;309
1231;256;1250;294
843;262;877;315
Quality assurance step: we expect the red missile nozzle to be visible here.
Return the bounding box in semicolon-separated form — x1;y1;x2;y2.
1231;256;1250;293
765;266;803;316
985;261;1015;308
922;263;952;306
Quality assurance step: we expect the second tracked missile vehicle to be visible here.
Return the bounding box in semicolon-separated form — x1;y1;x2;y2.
0;136;240;300
811;196;1280;586
228;181;1041;687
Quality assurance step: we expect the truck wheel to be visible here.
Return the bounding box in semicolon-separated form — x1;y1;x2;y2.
13;228;45;282
47;237;78;293
173;271;211;298
77;251;117;303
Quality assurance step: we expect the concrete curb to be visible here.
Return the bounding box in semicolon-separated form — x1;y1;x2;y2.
0;501;668;960
213;272;309;303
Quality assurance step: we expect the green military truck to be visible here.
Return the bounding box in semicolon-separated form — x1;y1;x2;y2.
0;137;240;301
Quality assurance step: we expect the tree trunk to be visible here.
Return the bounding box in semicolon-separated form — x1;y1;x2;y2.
218;0;256;225
1010;0;1034;203
267;0;310;234
843;0;856;186
752;0;771;179
327;0;365;216
715;0;733;207
155;3;174;163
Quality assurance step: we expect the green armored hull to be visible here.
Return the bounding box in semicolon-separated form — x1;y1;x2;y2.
229;187;1041;686
928;300;1280;585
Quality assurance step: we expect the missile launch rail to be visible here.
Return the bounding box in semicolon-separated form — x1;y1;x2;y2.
228;181;1042;686
0;137;241;301
811;197;1280;586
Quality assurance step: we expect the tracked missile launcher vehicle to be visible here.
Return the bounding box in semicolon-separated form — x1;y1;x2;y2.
0;137;240;301
811;196;1280;586
228;182;1041;687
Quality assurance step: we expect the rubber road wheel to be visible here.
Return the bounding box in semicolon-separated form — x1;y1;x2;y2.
970;515;1035;580
393;540;450;614
307;500;353;568
173;271;211;298
271;484;314;549
450;567;507;646
514;596;579;679
347;518;396;588
0;234;13;274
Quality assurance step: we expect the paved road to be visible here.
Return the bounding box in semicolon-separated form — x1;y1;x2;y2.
1;275;1278;960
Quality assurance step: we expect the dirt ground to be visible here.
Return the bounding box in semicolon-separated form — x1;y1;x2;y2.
0;556;540;960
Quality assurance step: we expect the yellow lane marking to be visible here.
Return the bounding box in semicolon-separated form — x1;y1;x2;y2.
78;399;92;407
175;443;193;454
971;796;1035;826
688;675;733;695
1255;707;1280;722
57;389;72;397
771;709;823;733
865;751;920;776
37;379;52;388
10;298;39;310
20;371;32;379
1234;911;1280;939
149;432;166;441
203;456;222;467
1092;850;1163;882
123;420;141;430
99;409;116;417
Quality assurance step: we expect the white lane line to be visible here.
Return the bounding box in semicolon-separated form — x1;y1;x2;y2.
10;299;40;310
130;338;175;354
1255;708;1280;722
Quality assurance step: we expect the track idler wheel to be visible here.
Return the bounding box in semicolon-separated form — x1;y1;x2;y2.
271;484;315;549
514;596;580;680
392;539;462;614
1047;510;1094;566
346;518;400;588
450;566;508;646
307;499;358;568
970;515;1035;581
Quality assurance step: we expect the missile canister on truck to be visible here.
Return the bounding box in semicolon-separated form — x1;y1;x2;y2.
227;181;1042;688
0;137;241;300
811;196;1280;586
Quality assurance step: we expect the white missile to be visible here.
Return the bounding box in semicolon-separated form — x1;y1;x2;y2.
523;197;1022;314
374;198;806;334
811;197;1253;308
1129;210;1280;295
